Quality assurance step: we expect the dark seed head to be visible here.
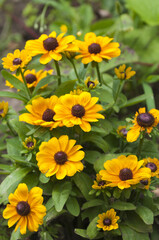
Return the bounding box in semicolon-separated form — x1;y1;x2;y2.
87;81;95;88
71;104;85;118
42;109;55;122
26;141;34;148
103;218;111;226
0;109;3;114
43;37;58;51
146;162;157;172
98;180;106;186
140;179;148;185
25;74;37;84
88;43;101;54
16;201;30;216
13;58;22;65
120;128;128;137
54;151;68;165
119;168;133;181
137;113;154;127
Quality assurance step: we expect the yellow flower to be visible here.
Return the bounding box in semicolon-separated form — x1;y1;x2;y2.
3;183;46;235
85;76;99;89
92;174;108;190
97;209;120;231
25;31;76;64
127;108;159;142
60;24;68;33
75;32;120;64
0;101;8;118
70;89;83;95
23;137;36;150
143;157;159;178
2;49;32;72
99;155;151;190
6;69;53;89
54;92;105;132
19;96;62;130
36;135;84;179
140;179;151;190
114;64;136;80
117;126;128;138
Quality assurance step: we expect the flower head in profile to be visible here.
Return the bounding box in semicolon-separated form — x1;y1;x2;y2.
92;174;107;190
127;108;159;142
19;96;62;130
2;49;32;72
0;101;8;118
114;64;136;80
23;137;36;151
85;76;99;89
70;89;83;95
117;126;128;138
140;179;151;190
25;31;76;64
75;32;120;64
97;209;120;231
36;135;84;180
99;155;151;190
143;157;159;178
54;92;104;132
3;183;46;234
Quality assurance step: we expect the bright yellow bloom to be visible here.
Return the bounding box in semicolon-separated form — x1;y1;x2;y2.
143;157;159;178
36;135;84;180
0;101;8;118
114;64;136;80
25;31;77;64
19;96;62;130
92;174;108;190
97;209;120;231
75;32;120;64
54;92;105;132
60;24;68;33
6;69;53;89
2;49;32;72
23;136;36;150
70;89;83;95
99;155;151;190
127;108;159;142
85;76;99;89
3;183;46;235
117;126;128;138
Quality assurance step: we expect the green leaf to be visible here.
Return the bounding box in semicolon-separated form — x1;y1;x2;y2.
66;196;80;216
75;229;88;239
82;199;104;210
1;70;25;91
54;79;76;96
10;228;21;240
142;83;155;110
111;201;136;211
86;216;98;239
146;75;159;83
32;75;56;96
22;172;39;190
52;181;72;212
84;151;101;164
120;94;146;108
44;206;66;223
9;118;30;140
120;225;150;240
39;173;50;183
0;91;27;102
40;231;54;240
92;88;114;104
6;137;22;156
135;206;154;225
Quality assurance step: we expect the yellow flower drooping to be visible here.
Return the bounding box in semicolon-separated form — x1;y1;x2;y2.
97;209;120;231
114;64;136;80
85;76;99;89
99;155;151;190
3;183;46;234
75;32;121;64
25;31;77;64
54;91;105;132
19;96;62;130
36;135;85;180
143;157;159;178
127;107;159;142
92;174;108;190
23;136;36;150
117;125;128;138
0;101;8;118
2;49;32;72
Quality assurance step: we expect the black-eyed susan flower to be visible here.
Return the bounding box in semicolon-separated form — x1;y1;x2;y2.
117;126;128;138
19;96;62;130
114;64;136;80
2;49;32;72
75;32;120;64
36;135;84;180
97;209;119;231
85;76;99;89
92;174;107;190
23;137;36;150
6;69;53;89
70;89;83;95
127;108;159;142
3;183;46;235
140;179;151;190
99;155;151;190
0;101;8;118
54;92;104;132
143;157;159;178
25;31;76;64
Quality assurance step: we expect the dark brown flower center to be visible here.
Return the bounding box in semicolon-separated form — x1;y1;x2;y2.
71;104;85;118
98;180;106;186
42;108;55;122
0;109;3;114
25;74;37;84
137;113;154;127
103;218;111;226
140;179;148;185
43;37;58;51
26;141;34;148
119;168;133;181
13;58;22;65
146;162;157;172
87;81;95;88
120;128;128;137
16;201;30;216
88;43;101;54
54;151;68;165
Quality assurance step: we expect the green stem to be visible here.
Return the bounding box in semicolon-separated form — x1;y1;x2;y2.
19;68;31;100
69;59;81;83
136;131;145;158
54;60;61;85
95;63;102;86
